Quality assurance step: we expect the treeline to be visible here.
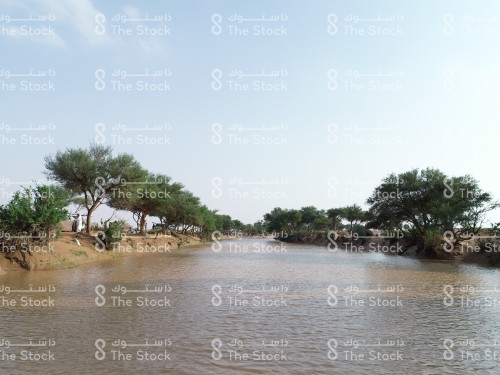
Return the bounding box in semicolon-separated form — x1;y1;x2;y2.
0;144;249;246
263;168;499;257
264;204;367;235
44;144;252;237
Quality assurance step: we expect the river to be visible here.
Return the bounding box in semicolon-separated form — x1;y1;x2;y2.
0;238;499;374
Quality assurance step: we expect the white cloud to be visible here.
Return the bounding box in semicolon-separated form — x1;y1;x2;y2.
122;5;141;19
0;0;65;46
36;0;111;46
0;0;27;6
1;0;169;54
0;0;110;47
4;26;65;47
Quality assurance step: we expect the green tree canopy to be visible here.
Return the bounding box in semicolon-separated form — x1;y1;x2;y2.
367;168;499;252
44;144;144;233
340;204;366;232
107;173;182;234
0;185;69;237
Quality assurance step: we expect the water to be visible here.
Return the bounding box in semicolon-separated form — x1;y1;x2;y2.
0;238;499;374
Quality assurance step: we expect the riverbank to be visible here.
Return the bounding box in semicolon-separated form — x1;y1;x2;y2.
0;232;207;272
0;233;275;273
278;233;500;267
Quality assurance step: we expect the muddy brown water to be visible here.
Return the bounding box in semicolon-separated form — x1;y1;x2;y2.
0;238;499;374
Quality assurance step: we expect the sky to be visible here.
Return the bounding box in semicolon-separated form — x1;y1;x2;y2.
1;0;499;225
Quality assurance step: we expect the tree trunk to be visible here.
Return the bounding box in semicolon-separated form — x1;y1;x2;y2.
85;194;101;234
86;208;94;234
139;212;147;234
133;211;141;231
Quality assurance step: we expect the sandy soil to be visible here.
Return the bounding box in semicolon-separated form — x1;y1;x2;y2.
0;232;206;272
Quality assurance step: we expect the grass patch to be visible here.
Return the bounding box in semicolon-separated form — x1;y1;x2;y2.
70;249;88;257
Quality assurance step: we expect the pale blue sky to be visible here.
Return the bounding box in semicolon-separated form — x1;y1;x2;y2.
1;0;499;224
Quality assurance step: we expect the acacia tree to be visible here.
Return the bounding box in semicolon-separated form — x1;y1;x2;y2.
264;207;328;235
176;191;202;234
340;204;366;232
151;186;207;233
326;208;343;231
107;172;183;234
263;207;289;233
300;206;328;233
44;144;144;233
367;168;499;253
197;206;218;234
285;209;302;233
214;214;234;233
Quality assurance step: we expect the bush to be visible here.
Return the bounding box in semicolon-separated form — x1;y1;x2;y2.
0;185;69;269
424;229;442;248
0;185;68;238
351;224;372;244
103;220;126;250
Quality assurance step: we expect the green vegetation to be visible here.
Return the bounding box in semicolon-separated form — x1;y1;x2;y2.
43;143;248;239
70;249;88;257
1;145;498;268
263;205;366;236
367;168;499;256
44;144;144;233
263;168;499;257
0;185;69;269
102;220;127;250
0;144;249;268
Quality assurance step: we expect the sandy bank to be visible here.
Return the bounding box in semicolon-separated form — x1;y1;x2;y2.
0;232;206;272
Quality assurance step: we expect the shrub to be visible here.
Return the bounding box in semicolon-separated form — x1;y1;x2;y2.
103;220;126;250
1;186;67;235
423;229;443;249
351;224;372;244
0;185;69;269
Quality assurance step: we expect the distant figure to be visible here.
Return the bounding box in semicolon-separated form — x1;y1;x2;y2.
74;213;83;232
